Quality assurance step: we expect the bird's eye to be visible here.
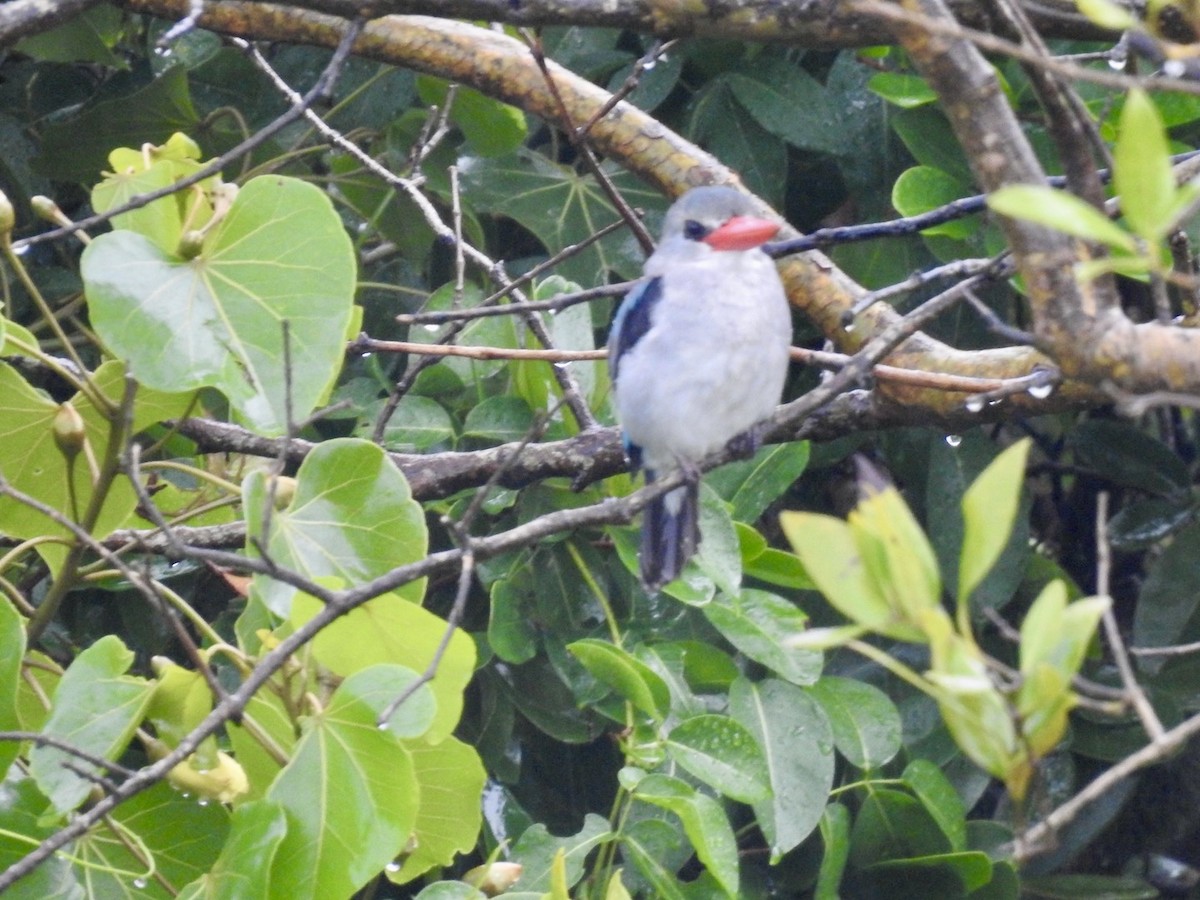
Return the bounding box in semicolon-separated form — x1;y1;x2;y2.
682;220;708;241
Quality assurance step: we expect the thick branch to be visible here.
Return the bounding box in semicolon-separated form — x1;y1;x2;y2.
120;0;1114;46
893;0;1200;395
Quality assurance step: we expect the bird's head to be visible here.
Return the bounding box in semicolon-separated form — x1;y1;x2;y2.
661;186;780;252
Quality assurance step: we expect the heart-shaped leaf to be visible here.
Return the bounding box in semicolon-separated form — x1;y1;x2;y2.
82;175;356;434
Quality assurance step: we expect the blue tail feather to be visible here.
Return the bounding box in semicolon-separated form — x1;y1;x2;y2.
640;480;700;592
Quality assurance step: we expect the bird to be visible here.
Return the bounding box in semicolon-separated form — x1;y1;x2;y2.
608;186;792;591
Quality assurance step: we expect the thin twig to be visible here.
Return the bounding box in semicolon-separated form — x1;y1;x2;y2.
1095;492;1164;740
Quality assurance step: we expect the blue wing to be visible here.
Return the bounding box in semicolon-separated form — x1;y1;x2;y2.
609;276;663;475
608;275;663;382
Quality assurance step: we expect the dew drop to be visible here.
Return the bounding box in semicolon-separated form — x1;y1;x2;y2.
154;46;173;58
197;797;210;806
1107;54;1126;71
385;861;402;873
945;434;962;448
964;395;985;413
422;323;440;333
378;720;391;731
1028;382;1054;399
643;58;657;71
133;877;148;888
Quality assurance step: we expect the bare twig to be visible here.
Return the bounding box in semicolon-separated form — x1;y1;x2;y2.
1095;492;1165;740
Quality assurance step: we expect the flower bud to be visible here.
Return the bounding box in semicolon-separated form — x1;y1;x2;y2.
463;862;523;895
0;189;14;234
30;195;62;225
167;750;249;804
270;475;297;510
177;229;205;260
52;402;87;461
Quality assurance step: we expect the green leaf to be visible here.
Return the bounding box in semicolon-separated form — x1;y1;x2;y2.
266;666;425;900
0;598;24;776
91;133;217;254
1133;522;1200;670
179;800;288;900
0;777;83;895
853;485;942;632
458;149;667;283
462;395;535;445
291;591;475;745
1021;586;1108;680
892;166;976;239
147;660;216;765
416;77;527;158
815;803;852;900
1069;420;1191;496
1020;873;1159;899
903;759;968;852
702;589;822;686
891;106;975;185
226;690;295;801
665;713;771;804
672;640;741;692
726;56;842;154
16;5;125;66
0;361;192;570
508;814;613;894
82;175;357;434
620;819;688;900
858;852;994;896
246;438;427;616
781;511;922;641
848;788;952;865
693;485;743;596
704;442;810;524
30;635;155;813
413;883;487;900
364;395;455;451
634;774;739;898
743;546;815;590
987;185;1136;252
389;737;486;883
959;438;1030;602
78;781;230;897
1116;88;1176;241
489;575;539;664
568;639;671;719
867;72;938;109
807;676;902;770
687;76;788;207
731;678;835;860
1107;494;1199;549
34;66;200;182
925;432;1031;615
1076;0;1138;29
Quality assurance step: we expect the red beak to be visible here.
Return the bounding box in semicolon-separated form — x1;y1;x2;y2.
702;215;780;251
